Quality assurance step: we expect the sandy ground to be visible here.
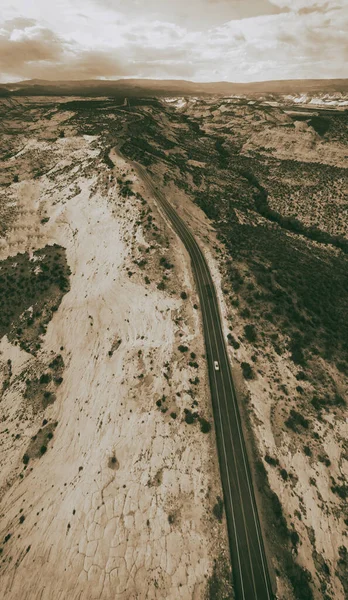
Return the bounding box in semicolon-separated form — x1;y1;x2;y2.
0;132;231;599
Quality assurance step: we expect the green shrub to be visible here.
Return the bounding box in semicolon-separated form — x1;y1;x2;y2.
200;418;211;433
265;454;279;467
39;373;51;384
244;324;257;343
285;410;309;432
213;497;224;522
178;345;189;353
184;410;194;424
241;362;254;380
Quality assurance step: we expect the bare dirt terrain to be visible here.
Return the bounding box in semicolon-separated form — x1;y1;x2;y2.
0;98;232;600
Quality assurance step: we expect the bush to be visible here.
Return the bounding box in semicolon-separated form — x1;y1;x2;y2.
184;410;194;424
331;484;348;500
22;454;30;465
227;333;240;349
264;454;279;467
40;445;47;455
289;337;306;366
178;345;189;353
159;257;173;269
200;418;211;433
280;468;289;481
244;324;257;343
180;291;188;300
213;497;224;522
241;362;254;380
39;373;51;384
285;409;309;432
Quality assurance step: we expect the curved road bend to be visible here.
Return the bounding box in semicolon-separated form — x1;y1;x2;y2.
114;146;274;600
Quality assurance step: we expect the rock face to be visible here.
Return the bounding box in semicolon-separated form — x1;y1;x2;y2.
0;100;232;600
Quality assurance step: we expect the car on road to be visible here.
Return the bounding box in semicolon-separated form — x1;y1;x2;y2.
214;360;220;371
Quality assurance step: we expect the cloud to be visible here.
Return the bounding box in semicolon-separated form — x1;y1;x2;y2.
0;21;64;72
90;0;288;29
0;0;347;82
269;0;344;12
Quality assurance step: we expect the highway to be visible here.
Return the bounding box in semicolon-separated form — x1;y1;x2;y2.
113;143;274;599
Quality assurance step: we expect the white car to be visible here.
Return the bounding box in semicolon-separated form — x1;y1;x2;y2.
214;360;220;371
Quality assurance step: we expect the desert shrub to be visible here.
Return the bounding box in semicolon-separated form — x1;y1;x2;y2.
22;454;30;465
241;362;254;380
180;291;188;300
184;410;194;424
178;345;189;353
227;333;240;349
296;371;307;381
159;257;173;269
280;468;289;481
200;418;211;433
331;484;348;500
289;337;306;366
213;497;224;522
244;324;257;343
39;373;51;384
285;409;309;432
265;454;279;467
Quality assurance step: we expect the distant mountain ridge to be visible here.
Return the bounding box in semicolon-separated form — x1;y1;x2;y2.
0;78;347;98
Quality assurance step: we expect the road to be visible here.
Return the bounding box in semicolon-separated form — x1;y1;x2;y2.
113;143;274;599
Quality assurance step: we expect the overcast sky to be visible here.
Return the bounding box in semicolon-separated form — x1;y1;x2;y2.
0;0;347;83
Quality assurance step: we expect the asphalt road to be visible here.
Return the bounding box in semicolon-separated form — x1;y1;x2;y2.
114;140;274;598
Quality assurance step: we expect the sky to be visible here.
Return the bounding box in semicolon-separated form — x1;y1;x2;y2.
0;0;347;83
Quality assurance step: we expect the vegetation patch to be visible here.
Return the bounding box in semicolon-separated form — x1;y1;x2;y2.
0;244;70;354
23;421;57;464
